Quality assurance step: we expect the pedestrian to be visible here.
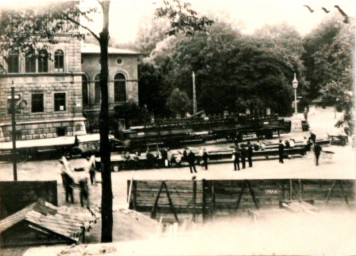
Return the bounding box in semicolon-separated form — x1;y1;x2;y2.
161;148;168;167
79;178;90;208
183;148;188;162
146;151;155;169
202;148;208;170
278;140;284;163
188;149;198;173
87;155;96;185
309;132;316;145
59;159;75;203
241;145;246;169
233;145;241;171
314;143;322;166
247;142;253;167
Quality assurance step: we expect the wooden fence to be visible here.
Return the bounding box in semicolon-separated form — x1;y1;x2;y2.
128;179;355;223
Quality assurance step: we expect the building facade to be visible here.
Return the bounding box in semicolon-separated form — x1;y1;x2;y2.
0;40;140;142
0;35;86;142
81;43;139;130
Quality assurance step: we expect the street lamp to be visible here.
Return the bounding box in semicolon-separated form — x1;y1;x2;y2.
292;73;298;114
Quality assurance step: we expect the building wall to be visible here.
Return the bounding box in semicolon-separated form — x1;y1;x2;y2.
81;53;139;111
0;36;86;141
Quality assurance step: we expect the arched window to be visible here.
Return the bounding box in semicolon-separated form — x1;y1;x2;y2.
94;74;101;104
82;75;89;106
114;73;126;102
8;51;19;73
25;50;36;73
54;49;64;71
38;49;48;73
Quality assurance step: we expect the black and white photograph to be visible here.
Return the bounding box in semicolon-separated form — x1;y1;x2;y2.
0;0;355;255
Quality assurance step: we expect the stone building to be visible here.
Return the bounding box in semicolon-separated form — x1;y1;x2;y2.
0;35;86;142
81;43;140;130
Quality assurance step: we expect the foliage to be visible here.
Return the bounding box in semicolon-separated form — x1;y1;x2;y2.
140;22;303;116
155;0;213;36
302;16;353;99
114;102;151;127
166;88;191;116
303;16;354;131
0;2;96;70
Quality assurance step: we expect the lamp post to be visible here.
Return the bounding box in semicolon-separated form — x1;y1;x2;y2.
192;71;197;114
292;73;298;114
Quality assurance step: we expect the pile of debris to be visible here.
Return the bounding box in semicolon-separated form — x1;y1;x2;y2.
0;200;97;247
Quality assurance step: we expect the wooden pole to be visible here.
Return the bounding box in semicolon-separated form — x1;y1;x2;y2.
235;182;247;210
11;86;17;181
151;181;165;218
133;180;137;210
193;179;197;222
247;181;259;209
324;180;337;206
212;181;215;220
192;71;197;114
163;181;179;222
337;181;350;207
202;179;206;223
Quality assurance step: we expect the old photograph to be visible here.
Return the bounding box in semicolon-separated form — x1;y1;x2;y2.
0;0;355;255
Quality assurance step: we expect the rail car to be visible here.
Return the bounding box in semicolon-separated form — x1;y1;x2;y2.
118;115;296;152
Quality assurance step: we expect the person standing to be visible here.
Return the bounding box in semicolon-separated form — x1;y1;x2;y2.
79;178;90;208
59;159;74;203
241;145;246;169
278;140;284;163
188;149;198;173
201;148;208;170
309;132;316;146
87;155;96;186
247;142;253;167
233;145;241;171
314;143;322;166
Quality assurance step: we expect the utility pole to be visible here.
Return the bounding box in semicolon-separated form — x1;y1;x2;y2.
192;71;197;114
11;85;18;181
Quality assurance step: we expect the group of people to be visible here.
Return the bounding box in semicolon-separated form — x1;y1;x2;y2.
278;132;322;166
181;148;208;174
59;155;97;208
232;142;253;171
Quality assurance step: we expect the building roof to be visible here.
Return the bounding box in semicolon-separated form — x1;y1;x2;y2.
81;43;139;55
0;202;36;234
0;201;96;243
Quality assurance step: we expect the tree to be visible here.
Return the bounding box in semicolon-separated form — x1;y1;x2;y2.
302;16;353;99
0;1;114;242
166;88;191;116
1;0;212;241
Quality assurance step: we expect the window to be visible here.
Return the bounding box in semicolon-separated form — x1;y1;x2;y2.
25;50;36;73
54;50;64;71
94;74;101;104
116;58;123;64
82;75;89;106
8;51;19;73
114;73;126;102
54;93;66;111
38;49;48;72
31;93;44;113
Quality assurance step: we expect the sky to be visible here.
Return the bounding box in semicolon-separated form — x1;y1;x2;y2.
106;0;355;44
1;0;355;44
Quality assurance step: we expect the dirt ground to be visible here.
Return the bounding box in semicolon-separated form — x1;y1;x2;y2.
1;107;356;255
